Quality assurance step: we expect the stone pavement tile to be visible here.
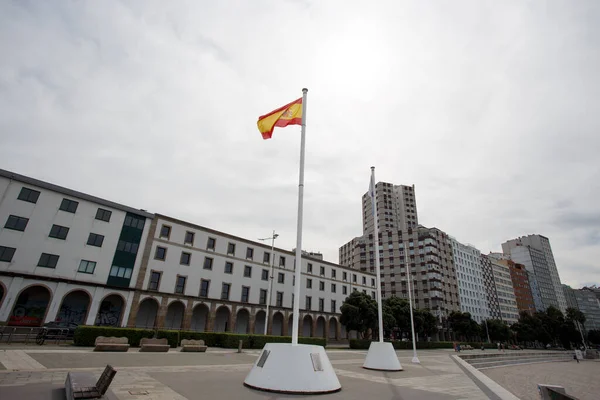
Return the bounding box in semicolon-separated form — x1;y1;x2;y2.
0;382;119;400
149;369;461;400
484;360;600;400
0;350;46;370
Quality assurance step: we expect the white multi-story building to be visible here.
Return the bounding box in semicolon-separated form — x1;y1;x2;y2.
0;168;375;340
0;168;152;327
450;238;489;323
502;235;567;313
488;253;520;324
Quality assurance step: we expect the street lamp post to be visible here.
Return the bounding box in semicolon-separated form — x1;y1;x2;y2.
259;231;278;335
484;319;491;343
406;273;420;364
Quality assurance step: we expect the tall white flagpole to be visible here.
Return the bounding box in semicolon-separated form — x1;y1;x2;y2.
406;273;420;363
291;88;308;345
370;167;384;343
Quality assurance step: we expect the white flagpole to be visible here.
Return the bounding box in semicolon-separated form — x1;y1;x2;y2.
370;167;384;343
407;271;420;363
291;88;308;345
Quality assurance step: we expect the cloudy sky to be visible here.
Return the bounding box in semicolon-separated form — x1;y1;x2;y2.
1;1;598;288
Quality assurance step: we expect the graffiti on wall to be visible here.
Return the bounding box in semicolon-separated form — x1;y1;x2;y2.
95;300;123;326
9;302;48;326
56;305;88;325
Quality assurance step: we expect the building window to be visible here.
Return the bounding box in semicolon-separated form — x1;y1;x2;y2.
331;283;336;293
124;215;145;230
307;263;313;273
227;243;236;256
180;252;191;265
241;286;250;303
200;279;210;297
37;252;60;269
331;300;337;313
78;260;96;274
4;215;28;231
371;278;376;287
49;224;69;240
244;265;252;278
261;269;269;281
331;269;337;279
319;298;324;312
184;231;195;245
263;252;270;264
246;247;254;260
117;240;138;254
207;237;216;250
149;271;161;290
305;296;312;310
59;198;79;213
155;246;167;261
203;257;213;270
353;274;357;283
279;256;286;267
224;262;233;274
259;289;267;305
362;276;367;285
278;272;285;283
276;292;283;307
175;276;187;294
159;225;171;239
221;283;231;300
307;279;312;289
95;208;112;222
87;233;104;247
320;266;325;275
343;286;347;295
109;265;132;279
18;187;40;203
371;291;376;299
319;281;325;291
343;271;347;281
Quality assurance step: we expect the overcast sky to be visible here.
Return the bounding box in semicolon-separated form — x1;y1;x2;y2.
1;1;598;289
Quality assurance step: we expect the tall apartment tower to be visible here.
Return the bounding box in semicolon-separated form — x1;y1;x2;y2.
508;263;536;315
502;235;567;313
480;254;501;320
487;253;520;324
450;238;489;323
339;181;460;340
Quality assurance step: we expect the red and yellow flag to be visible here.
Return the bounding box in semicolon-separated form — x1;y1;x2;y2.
257;97;303;140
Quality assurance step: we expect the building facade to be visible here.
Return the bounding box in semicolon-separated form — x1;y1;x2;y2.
573;287;600;332
486;254;520;324
502;235;567;312
508;262;536;315
562;284;579;310
0;168;375;339
480;254;501;320
450;238;488;323
339;181;460;339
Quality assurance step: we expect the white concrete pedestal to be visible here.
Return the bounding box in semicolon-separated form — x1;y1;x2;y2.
243;343;341;394
363;341;403;371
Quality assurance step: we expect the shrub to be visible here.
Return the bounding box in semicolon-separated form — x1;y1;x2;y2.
74;326;326;349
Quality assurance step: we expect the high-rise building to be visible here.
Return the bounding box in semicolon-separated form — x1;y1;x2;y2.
486;253;520;324
450;238;488;323
508;262;536;315
562;284;579;310
480;254;501;320
573;287;600;331
339;181;460;340
502;235;567;312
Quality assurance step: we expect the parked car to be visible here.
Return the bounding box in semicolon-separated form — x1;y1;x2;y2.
36;321;78;345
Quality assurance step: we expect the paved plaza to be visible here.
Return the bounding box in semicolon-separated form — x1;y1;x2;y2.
0;347;500;400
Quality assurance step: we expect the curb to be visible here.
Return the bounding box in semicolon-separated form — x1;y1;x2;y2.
451;355;520;400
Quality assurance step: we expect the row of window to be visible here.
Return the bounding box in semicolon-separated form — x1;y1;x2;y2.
0;245;99;273
4;217;107;248
17;187;114;222
152;245;367;284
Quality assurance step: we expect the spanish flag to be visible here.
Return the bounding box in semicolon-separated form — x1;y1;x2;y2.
257;97;303;140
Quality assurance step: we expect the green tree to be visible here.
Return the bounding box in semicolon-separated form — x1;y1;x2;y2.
383;296;411;337
448;311;481;340
414;309;438;338
340;291;378;338
588;329;600;344
481;319;510;342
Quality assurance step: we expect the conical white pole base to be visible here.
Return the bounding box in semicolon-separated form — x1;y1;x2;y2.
244;343;341;394
363;341;403;371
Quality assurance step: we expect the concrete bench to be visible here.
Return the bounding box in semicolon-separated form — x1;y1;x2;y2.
65;364;116;400
180;339;208;352
93;336;130;352
140;337;170;352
